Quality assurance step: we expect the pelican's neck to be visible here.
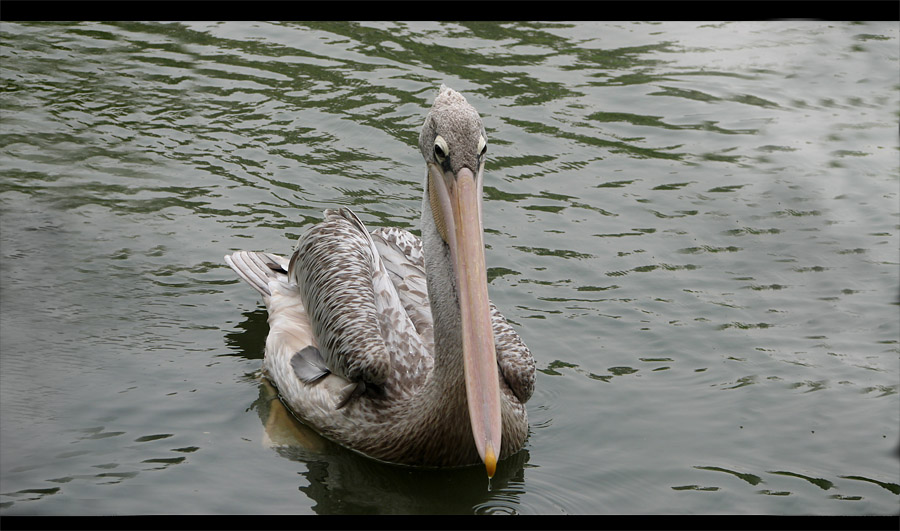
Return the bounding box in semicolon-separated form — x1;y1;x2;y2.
420;189;467;396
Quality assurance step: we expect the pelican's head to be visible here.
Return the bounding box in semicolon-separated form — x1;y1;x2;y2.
419;86;501;477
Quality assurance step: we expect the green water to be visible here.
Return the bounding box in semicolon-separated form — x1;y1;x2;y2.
1;21;898;515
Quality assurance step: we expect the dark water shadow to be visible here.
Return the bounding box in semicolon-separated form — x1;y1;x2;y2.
222;308;270;360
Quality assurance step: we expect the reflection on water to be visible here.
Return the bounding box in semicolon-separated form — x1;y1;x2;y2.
249;377;531;514
1;21;898;515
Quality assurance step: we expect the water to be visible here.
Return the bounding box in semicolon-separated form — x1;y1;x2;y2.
1;21;898;515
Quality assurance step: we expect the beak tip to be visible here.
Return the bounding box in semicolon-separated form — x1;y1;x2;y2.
484;442;497;478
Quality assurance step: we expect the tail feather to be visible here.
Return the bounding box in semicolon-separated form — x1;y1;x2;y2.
225;251;289;297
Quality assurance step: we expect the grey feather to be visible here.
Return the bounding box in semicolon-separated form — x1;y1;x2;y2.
290;346;330;384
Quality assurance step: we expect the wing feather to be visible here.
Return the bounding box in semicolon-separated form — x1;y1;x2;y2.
288;209;430;392
491;304;535;404
288;209;390;386
371;227;433;349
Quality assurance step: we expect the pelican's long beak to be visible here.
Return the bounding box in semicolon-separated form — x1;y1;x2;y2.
429;163;502;478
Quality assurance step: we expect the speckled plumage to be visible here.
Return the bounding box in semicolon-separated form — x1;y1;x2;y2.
225;86;534;468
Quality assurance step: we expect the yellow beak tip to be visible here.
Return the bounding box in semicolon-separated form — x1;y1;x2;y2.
484;444;497;478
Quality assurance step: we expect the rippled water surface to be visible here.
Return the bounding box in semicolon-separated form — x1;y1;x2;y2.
1;21;898;515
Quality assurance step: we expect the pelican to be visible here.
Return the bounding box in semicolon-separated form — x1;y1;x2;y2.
225;86;534;477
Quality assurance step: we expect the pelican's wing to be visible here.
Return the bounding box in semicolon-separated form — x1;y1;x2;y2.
490;302;535;404
371;226;433;351
288;208;429;392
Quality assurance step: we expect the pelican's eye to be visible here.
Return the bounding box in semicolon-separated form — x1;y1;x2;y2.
478;135;487;157
434;135;449;163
